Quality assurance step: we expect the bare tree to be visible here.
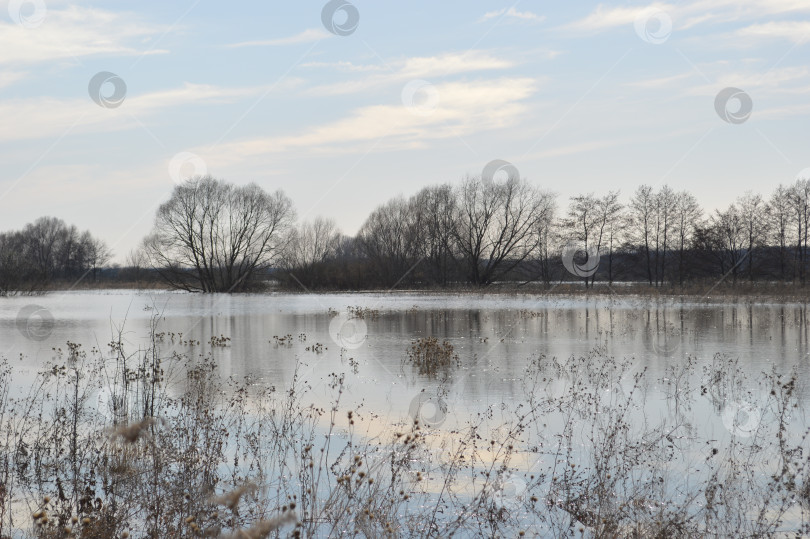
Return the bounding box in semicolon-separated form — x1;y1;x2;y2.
594;191;623;285
655;186;677;285
673;191;702;286
284;217;342;269
0;231;33;294
357;196;420;287
789;179;810;284
143;176;295;292
628;185;656;285
5;217;112;286
123;248;148;284
281;217;343;289
736;192;767;282
530;197;558;286
454;175;555;286
81;233;112;282
22;216;66;281
560;194;597;286
411;184;459;286
562;193;598;287
767;185;793;282
710;204;747;284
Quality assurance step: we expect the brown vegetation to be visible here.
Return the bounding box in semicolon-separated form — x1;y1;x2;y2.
0;321;809;537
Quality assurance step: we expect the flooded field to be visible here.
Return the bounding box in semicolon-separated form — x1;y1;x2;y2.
1;290;809;537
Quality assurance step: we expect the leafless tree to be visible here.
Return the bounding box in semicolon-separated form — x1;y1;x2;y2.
0;217;110;291
628;185;656;285
789;179;810;284
357;196;420;287
655;185;677;285
673;191;702;286
123;248;148;284
710;204;747;283
767;185;793;282
0;231;32;294
281;217;343;289
562;194;600;287
530;197;558;286
627;185;677;286
81;233;112;282
736;192;768;282
561;191;622;286
284;217;342;269
143;176;295;292
411;184;459;286
22;216;67;280
454;174;555;286
593;191;623;285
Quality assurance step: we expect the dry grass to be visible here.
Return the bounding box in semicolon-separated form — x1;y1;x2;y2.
0;317;809;537
405;337;460;376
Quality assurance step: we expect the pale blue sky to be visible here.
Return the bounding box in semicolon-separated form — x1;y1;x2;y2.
1;0;808;262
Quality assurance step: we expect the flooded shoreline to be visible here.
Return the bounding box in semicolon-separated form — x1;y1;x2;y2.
1;291;809;536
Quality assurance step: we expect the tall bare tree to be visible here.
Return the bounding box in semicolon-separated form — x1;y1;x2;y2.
0;231;32;294
710;204;747;283
561;194;598;286
628;185;656;285
454;174;555;286
531;196;558;286
411;184;459;286
673;191;702;286
284;217;342;269
655;186;677;285
23;216;67;280
767;185;793;282
562;193;598;287
143;176;295;292
789;179;810;284
736;192;767;282
594;191;623;285
281;217;343;289
358;196;420;287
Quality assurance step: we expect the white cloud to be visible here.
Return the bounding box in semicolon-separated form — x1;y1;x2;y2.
307;51;516;96
565;4;671;31
629;64;810;97
199;77;539;165
0;83;266;142
227;28;331;48
0;70;27;88
480;7;545;23
736;21;810;43
0;5;166;66
683;66;810;96
628;72;697;89
301;61;387;72
566;0;810;33
400;51;514;78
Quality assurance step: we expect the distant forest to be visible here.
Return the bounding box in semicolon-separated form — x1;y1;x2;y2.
2;173;810;294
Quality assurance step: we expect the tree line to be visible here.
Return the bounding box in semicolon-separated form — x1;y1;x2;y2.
280;177;810;291
0;217;111;294
3;173;810;293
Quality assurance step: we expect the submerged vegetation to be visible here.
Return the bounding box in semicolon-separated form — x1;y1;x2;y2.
0;318;809;537
405;337;460;376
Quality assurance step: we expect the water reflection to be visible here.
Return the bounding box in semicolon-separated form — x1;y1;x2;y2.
1;291;809;408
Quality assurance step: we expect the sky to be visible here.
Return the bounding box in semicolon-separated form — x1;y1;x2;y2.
0;0;808;263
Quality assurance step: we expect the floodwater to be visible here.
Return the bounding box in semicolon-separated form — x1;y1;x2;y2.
2;290;810;535
1;290;809;436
